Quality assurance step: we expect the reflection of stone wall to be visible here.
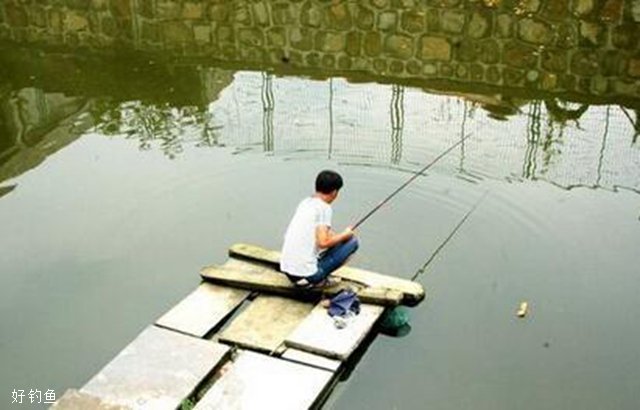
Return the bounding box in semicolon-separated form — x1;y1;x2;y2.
1;1;640;100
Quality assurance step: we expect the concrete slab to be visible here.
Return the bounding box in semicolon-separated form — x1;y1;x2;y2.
51;389;128;410
194;350;333;410
156;283;249;337
81;326;230;410
285;303;385;360
218;295;313;353
282;348;342;372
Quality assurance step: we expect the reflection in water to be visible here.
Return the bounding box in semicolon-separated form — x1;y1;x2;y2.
1;68;639;197
390;85;404;165
261;73;274;153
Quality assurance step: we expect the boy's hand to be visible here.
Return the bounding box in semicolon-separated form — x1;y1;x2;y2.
343;226;355;238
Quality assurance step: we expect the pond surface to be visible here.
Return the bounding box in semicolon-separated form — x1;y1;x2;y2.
1;58;640;409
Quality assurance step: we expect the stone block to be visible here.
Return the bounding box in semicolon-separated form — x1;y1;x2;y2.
503;67;525;87
573;0;594;16
356;6;374;30
441;10;465;34
371;0;389;8
571;50;600;77
503;41;537;68
541;49;567;73
233;3;252;25
163;21;192;45
305;52;320;67
456;40;481;62
612;24;638;49
401;10;425;33
578;21;604;47
601;50;627;76
364;32;382;56
217;25;234;45
628;58;640;78
378;11;397;31
373;58;387;72
486;66;501;83
64;11;89;31
468;12;490;39
540;1;569;21
5;3;28;27
470;63;484;81
182;2;204;20
426;9;441;32
518;18;552;45
328;2;351;30
518;0;541;13
600;0;623;23
480;39;500;64
322;54;336;69
272;3;293;25
590;75;609;95
110;0;131;18
345;31;361;56
384;34;414;59
419;36;451;61
267;27;286;47
316;31;345;53
193;25;211;44
289;27;312;51
495;14;512;38
301;2;323;27
338;55;352;69
208;4;230;22
423;63;437;75
252;2;269;26
556;23;577;48
389;60;405;74
406;59;421;74
238;28;263;47
31;6;48;28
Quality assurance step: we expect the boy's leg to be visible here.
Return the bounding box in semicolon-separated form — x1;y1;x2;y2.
311;237;359;283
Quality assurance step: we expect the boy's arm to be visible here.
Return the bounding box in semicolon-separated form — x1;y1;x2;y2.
316;225;354;249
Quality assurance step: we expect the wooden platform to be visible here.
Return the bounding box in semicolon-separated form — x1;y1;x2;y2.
54;243;424;409
225;243;425;306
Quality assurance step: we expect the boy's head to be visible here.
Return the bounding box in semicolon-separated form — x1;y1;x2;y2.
315;170;343;202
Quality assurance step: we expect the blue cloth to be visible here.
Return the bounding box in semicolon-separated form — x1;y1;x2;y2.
286;236;359;285
328;289;361;317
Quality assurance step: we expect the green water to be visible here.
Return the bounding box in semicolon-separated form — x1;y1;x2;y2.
1;49;639;409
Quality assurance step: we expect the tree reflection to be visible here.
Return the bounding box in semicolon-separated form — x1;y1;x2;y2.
91;100;218;159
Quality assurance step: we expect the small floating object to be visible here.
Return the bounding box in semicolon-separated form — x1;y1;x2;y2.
516;301;529;318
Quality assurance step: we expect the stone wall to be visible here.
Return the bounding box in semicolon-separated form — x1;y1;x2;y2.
2;0;640;101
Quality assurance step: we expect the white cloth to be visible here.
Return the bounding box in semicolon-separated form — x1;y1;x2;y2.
281;196;332;277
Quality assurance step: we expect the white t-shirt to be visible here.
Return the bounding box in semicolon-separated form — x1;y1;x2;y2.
280;196;332;277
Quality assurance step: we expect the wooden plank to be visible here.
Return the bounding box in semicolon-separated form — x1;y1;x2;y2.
194;350;333;410
285;303;385;361
81;326;230;410
156;282;249;337
282;348;342;372
200;263;403;306
228;243;425;306
218;295;314;353
51;389;127;410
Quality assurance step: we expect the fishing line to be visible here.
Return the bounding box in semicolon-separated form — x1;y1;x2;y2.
352;133;474;229
410;190;490;281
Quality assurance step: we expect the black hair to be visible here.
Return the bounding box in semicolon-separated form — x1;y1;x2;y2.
315;170;343;194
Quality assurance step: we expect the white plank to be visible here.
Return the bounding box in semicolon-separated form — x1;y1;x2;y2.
218;295;313;353
285;304;385;360
282;348;341;372
227;243;425;305
194;350;333;410
81;326;229;410
156;283;249;337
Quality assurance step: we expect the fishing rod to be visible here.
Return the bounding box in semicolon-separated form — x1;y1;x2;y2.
410;190;490;281
352;133;473;230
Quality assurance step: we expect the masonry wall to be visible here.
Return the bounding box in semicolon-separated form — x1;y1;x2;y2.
2;0;640;100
